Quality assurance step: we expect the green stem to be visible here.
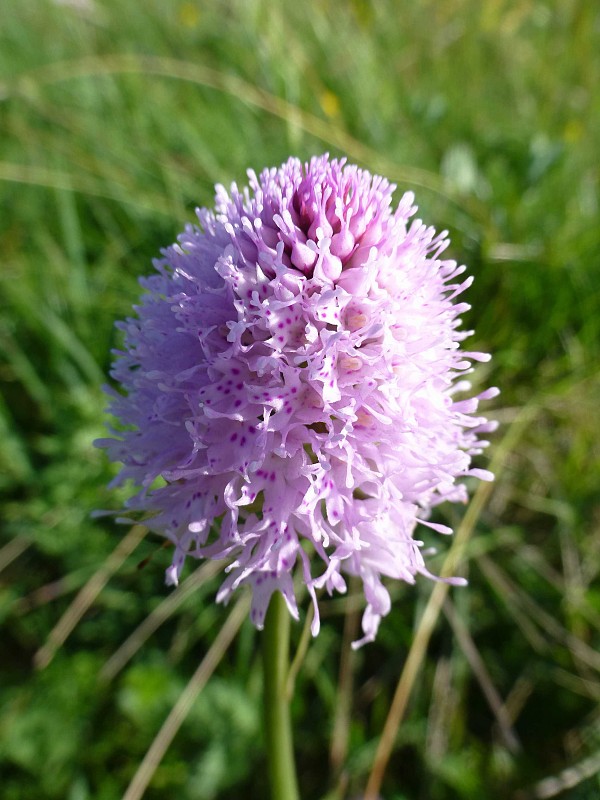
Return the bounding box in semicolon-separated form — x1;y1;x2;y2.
262;591;300;800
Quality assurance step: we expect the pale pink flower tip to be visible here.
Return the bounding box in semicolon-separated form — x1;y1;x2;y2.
97;155;496;646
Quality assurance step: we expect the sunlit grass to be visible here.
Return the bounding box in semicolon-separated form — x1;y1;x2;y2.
1;1;599;798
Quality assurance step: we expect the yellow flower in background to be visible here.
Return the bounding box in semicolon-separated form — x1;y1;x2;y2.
319;90;341;119
178;2;200;28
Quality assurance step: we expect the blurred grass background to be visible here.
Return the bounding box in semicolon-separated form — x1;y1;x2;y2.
1;0;599;798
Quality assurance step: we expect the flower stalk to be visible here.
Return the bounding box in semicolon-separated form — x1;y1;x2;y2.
263;591;300;800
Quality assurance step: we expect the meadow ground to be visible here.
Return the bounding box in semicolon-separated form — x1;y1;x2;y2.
1;1;599;798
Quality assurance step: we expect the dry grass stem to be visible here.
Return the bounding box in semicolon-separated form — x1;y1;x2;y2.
0;536;31;575
100;559;224;681
330;579;361;784
530;749;600;799
443;597;520;753
121;596;250;800
285;605;314;701
33;524;147;670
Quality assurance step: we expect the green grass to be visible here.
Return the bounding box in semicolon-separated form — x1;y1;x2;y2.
1;1;599;798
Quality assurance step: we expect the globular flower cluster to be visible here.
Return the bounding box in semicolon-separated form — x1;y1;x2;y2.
98;155;497;647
